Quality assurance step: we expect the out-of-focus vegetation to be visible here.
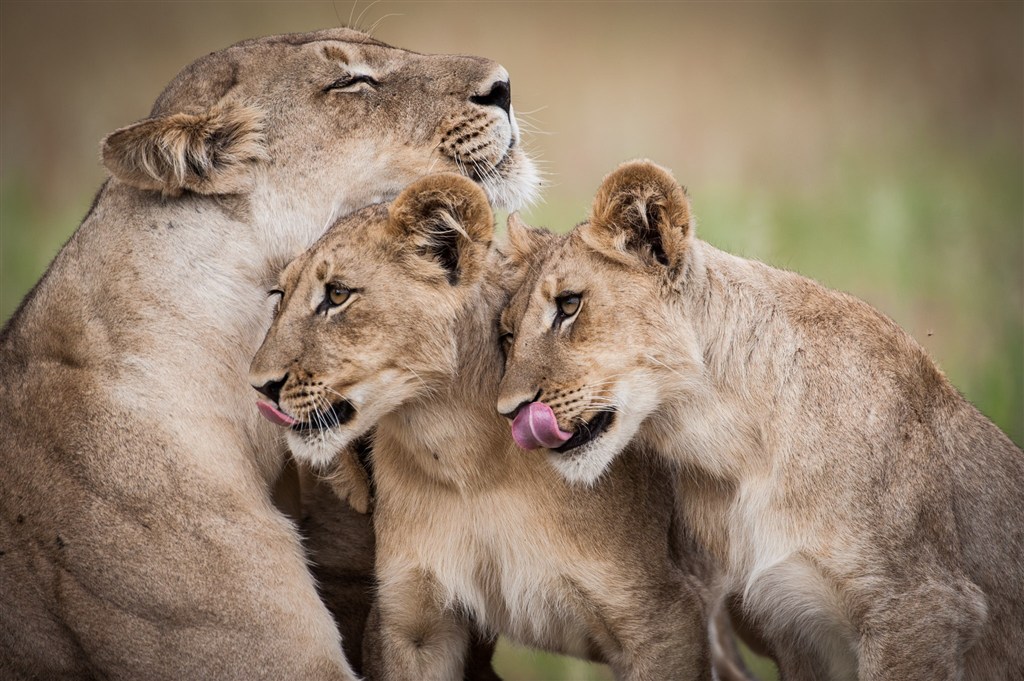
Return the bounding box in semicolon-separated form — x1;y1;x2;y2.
2;2;1020;679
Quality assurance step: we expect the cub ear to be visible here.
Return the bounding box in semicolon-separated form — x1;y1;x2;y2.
387;173;494;286
503;212;558;267
101;101;269;197
582;159;692;270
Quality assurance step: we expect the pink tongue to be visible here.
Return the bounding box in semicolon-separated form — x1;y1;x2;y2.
256;400;297;427
511;402;573;450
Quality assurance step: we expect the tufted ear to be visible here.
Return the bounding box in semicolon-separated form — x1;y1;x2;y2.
387;173;494;286
101;101;269;197
581;159;693;271
503;212;559;268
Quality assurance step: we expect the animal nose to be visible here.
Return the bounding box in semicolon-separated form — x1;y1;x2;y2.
497;389;542;420
254;374;287;404
471;78;511;115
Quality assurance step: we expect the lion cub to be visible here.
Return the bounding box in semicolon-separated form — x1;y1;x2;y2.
249;174;721;680
496;159;1024;680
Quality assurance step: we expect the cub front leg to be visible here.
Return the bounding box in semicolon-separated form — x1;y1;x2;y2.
363;571;471;681
856;576;985;681
597;572;713;681
632;575;714;681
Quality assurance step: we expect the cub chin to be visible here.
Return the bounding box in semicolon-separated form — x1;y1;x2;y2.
497;159;1024;680
249;173;756;681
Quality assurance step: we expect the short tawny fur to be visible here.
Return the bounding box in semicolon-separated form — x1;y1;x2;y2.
249;173;737;681
497;160;1024;681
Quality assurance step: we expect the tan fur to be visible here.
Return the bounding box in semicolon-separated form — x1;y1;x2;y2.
101;102;270;196
249;174;735;681
498;159;1024;680
291;456;503;680
0;28;537;680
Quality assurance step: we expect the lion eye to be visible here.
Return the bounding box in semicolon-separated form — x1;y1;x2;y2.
329;285;350;306
556;293;581;319
499;332;513;352
323;74;378;93
316;283;355;315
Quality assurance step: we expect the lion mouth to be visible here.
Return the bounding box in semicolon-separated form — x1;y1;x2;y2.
290;399;356;433
552;409;617;454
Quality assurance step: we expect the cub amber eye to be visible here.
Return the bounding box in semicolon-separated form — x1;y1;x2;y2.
556;294;581;318
328;285;351;307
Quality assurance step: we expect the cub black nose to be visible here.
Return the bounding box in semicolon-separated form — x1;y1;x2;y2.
254;375;287;404
471;79;511;115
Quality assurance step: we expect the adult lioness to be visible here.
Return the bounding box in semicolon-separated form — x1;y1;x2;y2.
497;160;1024;680
246;173;765;681
0;28;536;680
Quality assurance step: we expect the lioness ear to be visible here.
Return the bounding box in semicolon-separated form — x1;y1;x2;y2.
387;173;494;286
101;101;269;197
583;159;692;271
503;212;558;267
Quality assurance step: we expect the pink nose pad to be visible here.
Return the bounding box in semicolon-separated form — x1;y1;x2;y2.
256;400;297;427
510;401;573;450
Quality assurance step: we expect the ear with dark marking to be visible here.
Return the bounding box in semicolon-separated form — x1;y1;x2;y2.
582;159;692;270
387;173;494;286
101;101;269;197
503;213;558;267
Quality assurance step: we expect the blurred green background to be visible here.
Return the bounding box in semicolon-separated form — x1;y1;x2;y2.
1;2;1020;679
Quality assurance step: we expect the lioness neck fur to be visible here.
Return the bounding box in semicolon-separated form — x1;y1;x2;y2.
248;174;742;681
497;160;1024;680
0;28;536;680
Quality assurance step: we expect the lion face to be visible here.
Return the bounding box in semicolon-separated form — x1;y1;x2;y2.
497;161;697;484
249;173;495;468
101;28;537;231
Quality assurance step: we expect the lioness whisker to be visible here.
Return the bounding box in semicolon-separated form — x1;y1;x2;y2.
353;0;384;34
364;12;403;38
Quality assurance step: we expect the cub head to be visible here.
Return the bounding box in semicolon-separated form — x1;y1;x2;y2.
249;173;494;468
497;160;696;484
100;28;536;233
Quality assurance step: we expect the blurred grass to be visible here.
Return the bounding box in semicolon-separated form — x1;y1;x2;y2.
494;642;614;681
493;640;779;680
694;145;1023;446
0;177;90;320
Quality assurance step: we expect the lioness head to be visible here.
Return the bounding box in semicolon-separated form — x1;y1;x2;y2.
497;160;695;484
248;173;495;468
100;28;536;233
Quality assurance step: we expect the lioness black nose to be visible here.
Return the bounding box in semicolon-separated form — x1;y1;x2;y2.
254;375;287;404
471;79;511;115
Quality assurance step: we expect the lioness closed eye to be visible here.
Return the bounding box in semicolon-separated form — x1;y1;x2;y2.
248;172;768;681
497;159;1024;680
